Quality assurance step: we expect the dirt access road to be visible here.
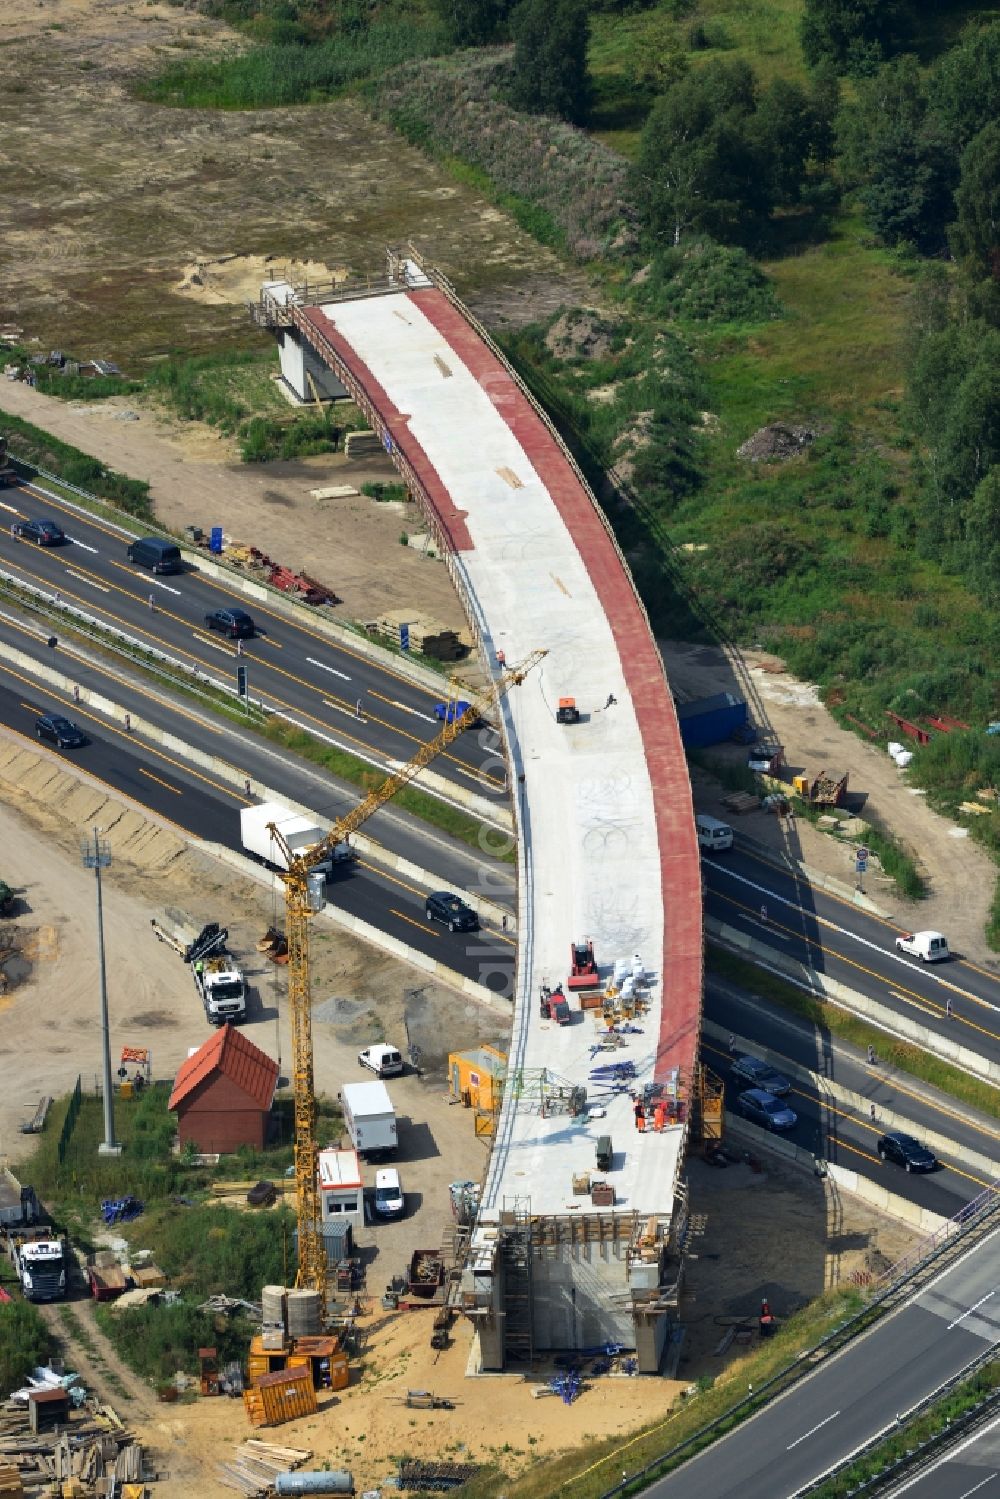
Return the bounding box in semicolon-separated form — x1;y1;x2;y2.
661;639;1000;967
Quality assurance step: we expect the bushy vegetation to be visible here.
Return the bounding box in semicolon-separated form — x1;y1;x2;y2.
371;51;633;257
137;17;450;108
0;1301;50;1395
33;370;141;402
143;350;343;461
0;406;152;517
96;1299;255;1383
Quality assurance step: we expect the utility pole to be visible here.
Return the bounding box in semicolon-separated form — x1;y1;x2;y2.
82;829;120;1156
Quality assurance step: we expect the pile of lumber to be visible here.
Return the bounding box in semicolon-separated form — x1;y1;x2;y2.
372;610;464;661
217;1439;313;1497
0;1398;142;1495
344;430;383;459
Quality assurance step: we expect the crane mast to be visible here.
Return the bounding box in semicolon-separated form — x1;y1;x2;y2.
266;650;546;1321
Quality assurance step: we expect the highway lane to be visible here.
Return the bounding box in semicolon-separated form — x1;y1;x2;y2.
705;977;1000;1176
0;479;510;800
0;606;517;903
702;845;1000;1069
701;1026;987;1218
645;1227;1000;1498
885;1410;1000;1496
0;678;516;997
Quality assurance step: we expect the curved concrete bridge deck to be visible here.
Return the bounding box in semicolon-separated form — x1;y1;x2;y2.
261;254;703;1356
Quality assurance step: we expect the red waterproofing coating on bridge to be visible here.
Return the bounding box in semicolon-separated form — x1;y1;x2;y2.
298;293;702;1079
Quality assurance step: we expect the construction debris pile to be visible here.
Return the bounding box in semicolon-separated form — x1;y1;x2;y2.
216;1439;314;1497
0;1389;143;1496
398;1458;480;1492
217;541;340;608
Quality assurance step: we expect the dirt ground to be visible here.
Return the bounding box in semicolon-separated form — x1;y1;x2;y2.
0;732;923;1494
660;639;1000;969
0;0;586;366
0;379;474;632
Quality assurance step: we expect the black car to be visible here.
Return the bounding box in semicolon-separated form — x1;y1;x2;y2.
204;607;255;639
877;1132;938;1173
424;891;479;933
730;1054;791;1098
35;714;87;749
13;518;65;546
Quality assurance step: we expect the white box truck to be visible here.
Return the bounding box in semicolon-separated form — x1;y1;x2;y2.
340;1080;397;1158
240;801;353;875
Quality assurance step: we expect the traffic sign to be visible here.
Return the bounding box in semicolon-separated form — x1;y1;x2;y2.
856;858;868;874
857;846;869;862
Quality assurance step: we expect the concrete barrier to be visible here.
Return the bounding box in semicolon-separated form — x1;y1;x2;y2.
0;637;515;919
737;836;891;918
705;1020;1000;1179
706;918;1000;1085
209;844;508;1012
725;1117;952;1237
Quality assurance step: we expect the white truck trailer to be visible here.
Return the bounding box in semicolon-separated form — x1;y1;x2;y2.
240;801;353;876
340;1081;397;1158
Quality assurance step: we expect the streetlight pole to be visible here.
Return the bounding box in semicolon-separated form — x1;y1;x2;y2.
81;829;120;1156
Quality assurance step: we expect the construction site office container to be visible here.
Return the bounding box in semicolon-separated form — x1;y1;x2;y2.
448;1046;507;1113
677;692;748;749
243;1365;317;1427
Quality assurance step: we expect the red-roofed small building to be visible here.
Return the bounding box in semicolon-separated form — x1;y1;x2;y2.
168;1025;279;1154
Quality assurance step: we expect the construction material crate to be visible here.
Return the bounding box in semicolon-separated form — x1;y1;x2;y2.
243;1365;317;1427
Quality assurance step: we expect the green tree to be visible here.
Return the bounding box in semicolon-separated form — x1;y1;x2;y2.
0;1301;49;1394
966;469;1000;603
929;22;1000;150
801;0;904;72
950;123;1000;319
509;0;590;124
430;0;513;47
624;14;689;95
635;61;771;246
838;57;957;251
751;77;819;205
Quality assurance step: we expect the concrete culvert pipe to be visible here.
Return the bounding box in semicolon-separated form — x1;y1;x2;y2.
275;1474;354;1496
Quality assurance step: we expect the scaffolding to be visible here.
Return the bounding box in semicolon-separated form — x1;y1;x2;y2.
500;1197;534;1362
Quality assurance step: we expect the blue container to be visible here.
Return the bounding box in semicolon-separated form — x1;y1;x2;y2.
677;692;747;750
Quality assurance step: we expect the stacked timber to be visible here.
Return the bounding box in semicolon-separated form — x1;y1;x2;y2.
373;611;464;661
216;1439;313;1496
0;1397;142;1494
344;430;383;459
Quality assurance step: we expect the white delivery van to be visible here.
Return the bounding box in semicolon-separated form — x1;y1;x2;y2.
341;1080;397;1158
373;1168;405;1220
358;1044;404;1078
696;814;734;853
895;930;949;963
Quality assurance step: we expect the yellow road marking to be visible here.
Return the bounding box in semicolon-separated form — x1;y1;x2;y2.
389;907;438;937
139;767;182;795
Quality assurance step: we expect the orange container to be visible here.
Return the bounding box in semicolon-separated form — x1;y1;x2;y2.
243;1365;317;1427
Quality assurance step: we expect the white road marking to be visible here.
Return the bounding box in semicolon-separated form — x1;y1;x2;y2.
786;1411;840;1450
306;656;351;680
711;863;996;1011
197;635;237;657
323;697;364;720
65;570;110;593
389;699;437;723
65;535;97;553
134;574;181;595
947;1288;996;1330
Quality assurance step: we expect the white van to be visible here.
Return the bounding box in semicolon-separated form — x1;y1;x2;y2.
358;1044;404;1078
373;1168;405;1220
696;814;734;853
895;931;949;963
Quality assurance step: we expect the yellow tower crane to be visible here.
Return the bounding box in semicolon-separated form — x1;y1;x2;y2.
264;650;546;1318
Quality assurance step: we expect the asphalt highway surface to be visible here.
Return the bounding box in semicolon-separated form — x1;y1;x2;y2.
0;672;516;997
703;980;997;1217
0;479;510;803
0;603;516;907
702;841;1000;1071
645;1226;1000;1498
